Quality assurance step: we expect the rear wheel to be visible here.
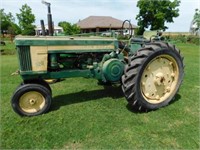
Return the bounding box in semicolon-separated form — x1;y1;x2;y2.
122;42;184;111
11;84;52;116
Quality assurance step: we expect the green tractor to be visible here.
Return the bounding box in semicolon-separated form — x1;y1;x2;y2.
11;21;184;116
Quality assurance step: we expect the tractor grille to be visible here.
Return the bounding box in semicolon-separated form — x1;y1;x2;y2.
17;46;32;71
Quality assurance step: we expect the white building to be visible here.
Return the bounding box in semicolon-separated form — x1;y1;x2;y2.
35;25;63;36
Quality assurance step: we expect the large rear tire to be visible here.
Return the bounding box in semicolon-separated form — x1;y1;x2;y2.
122;42;184;111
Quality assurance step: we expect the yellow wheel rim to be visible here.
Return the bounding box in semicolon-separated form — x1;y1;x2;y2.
19;91;45;113
141;55;179;104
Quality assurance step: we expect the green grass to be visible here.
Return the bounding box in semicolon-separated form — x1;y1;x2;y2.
0;43;199;149
0;39;16;55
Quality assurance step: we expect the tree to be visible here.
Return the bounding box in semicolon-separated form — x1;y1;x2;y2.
136;0;180;35
58;21;80;35
0;9;21;35
10;23;22;35
16;4;35;35
190;9;200;35
0;9;14;30
193;9;200;28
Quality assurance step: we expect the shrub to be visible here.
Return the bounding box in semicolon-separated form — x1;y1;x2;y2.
187;35;200;45
163;34;199;45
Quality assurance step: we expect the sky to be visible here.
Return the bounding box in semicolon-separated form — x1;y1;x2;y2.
1;0;200;32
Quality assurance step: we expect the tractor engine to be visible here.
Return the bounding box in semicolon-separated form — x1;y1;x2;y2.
48;53;105;70
48;52;124;83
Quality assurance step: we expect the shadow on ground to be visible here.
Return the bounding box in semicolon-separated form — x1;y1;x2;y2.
51;85;124;111
50;83;182;113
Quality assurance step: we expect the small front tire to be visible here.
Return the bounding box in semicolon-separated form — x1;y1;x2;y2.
11;84;52;116
24;79;52;95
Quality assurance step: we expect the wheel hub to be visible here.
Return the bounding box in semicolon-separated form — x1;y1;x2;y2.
154;72;165;86
19;91;45;113
29;99;36;105
141;55;179;104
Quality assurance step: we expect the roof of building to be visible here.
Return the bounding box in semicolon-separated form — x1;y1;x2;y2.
77;16;138;29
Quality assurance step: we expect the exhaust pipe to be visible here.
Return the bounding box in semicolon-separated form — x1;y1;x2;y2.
40;20;46;36
42;0;53;36
47;12;53;36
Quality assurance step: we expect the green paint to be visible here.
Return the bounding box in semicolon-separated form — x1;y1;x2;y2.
15;36;124;83
15;36;118;47
130;43;142;54
16;46;32;71
48;49;114;53
102;59;124;82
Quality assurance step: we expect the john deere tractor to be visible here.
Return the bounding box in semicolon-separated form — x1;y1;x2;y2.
11;20;184;116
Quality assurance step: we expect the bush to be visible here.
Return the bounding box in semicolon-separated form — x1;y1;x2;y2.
187;35;200;45
163;34;199;45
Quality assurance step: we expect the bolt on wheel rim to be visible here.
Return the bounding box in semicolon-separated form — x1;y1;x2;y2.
19;91;45;113
141;55;179;104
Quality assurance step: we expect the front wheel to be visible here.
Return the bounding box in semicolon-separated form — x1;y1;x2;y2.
122;42;184;111
11;84;52;116
24;79;52;95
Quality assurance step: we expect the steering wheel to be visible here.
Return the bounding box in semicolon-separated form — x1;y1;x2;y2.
121;20;133;40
